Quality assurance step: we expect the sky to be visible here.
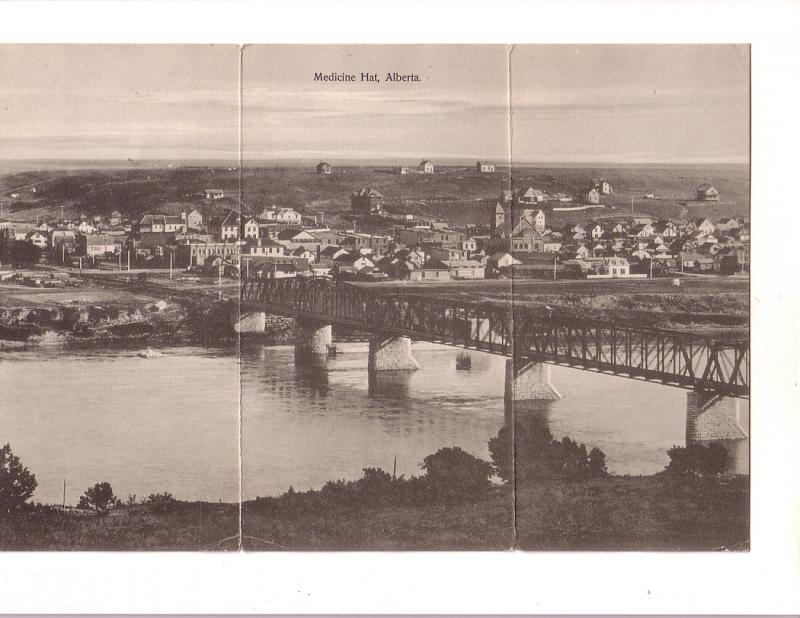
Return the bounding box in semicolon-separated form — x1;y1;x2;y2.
510;45;750;164
0;45;240;161
0;44;749;164
242;45;510;163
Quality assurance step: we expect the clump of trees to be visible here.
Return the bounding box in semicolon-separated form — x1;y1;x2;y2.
77;482;116;514
0;241;42;267
488;415;608;484
251;446;495;515
422;447;494;505
665;443;729;477
144;492;179;514
0;443;38;514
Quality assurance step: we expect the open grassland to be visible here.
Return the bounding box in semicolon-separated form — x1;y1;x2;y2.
2;162;748;228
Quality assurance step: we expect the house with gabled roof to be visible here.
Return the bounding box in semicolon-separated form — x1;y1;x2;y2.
519;187;546;204
333;252;375;275
419;160;434;174
242;218;259;240
696;184;720;201
589;223;607;240
320;245;348;261
210;209;241;241
292;246;316;263
716;217;740;231
350;188;384;214
612;222;630;236
592;178;613;195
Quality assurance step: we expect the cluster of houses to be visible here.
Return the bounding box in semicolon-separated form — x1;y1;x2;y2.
489;187;748;277
0;174;746;282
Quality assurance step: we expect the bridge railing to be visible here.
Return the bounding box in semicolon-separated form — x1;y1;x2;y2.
241;277;749;397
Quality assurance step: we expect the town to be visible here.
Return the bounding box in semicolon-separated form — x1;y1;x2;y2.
0;160;750;289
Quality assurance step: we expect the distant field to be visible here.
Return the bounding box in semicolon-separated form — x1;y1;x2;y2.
1;162;749;227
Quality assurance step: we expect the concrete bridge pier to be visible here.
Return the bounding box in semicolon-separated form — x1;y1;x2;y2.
685;391;748;445
368;336;420;371
233;311;266;333
295;318;333;355
504;360;562;411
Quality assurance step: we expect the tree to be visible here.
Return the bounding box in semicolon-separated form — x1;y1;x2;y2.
0;443;38;514
77;481;116;514
488;415;609;483
421;447;493;504
4;241;42;266
665;443;729;477
589;447;608;477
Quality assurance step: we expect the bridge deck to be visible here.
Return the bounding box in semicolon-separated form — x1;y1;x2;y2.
241;277;749;399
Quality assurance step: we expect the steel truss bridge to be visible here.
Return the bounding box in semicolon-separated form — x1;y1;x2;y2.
241;277;749;399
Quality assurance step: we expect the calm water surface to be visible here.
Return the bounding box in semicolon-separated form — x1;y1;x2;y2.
1;342;749;504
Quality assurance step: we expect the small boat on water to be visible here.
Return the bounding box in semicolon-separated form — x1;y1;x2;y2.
455;351;471;370
138;347;165;358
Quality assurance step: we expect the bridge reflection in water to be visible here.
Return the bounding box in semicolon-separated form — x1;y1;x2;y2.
240;277;749;450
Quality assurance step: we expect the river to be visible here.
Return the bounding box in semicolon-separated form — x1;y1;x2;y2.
0;342;749;505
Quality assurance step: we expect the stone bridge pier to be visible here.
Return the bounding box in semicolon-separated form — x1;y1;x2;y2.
295;318;333;355
504;360;562;412
233;311;266;333
686;391;748;445
368;336;420;372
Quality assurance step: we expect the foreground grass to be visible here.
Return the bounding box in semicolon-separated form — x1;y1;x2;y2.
515;474;749;551
0;502;239;550
0;475;748;551
241;485;514;551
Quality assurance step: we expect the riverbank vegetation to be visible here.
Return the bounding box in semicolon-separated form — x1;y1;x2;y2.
0;424;749;550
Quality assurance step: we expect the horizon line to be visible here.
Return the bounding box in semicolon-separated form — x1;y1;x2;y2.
0;157;749;166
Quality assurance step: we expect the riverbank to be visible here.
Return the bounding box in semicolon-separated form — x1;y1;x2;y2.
0;474;748;551
0;282;242;346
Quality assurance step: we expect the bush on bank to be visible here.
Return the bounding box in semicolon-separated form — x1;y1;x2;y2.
488;415;608;484
665;443;730;477
250;446;495;514
0;443;38;515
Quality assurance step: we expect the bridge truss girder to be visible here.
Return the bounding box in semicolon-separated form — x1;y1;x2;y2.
241;278;749;398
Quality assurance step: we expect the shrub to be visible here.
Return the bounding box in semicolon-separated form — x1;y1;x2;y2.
77;482;116;514
421;447;493;504
489;416;608;483
144;492;179;514
665;443;729;476
0;443;38;514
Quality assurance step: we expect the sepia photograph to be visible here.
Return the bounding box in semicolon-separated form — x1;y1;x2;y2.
1;43;750;551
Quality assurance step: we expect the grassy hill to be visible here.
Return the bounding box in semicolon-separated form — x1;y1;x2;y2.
1;162;749;228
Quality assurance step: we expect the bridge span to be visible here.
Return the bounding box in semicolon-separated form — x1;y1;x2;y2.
240;277;749;445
